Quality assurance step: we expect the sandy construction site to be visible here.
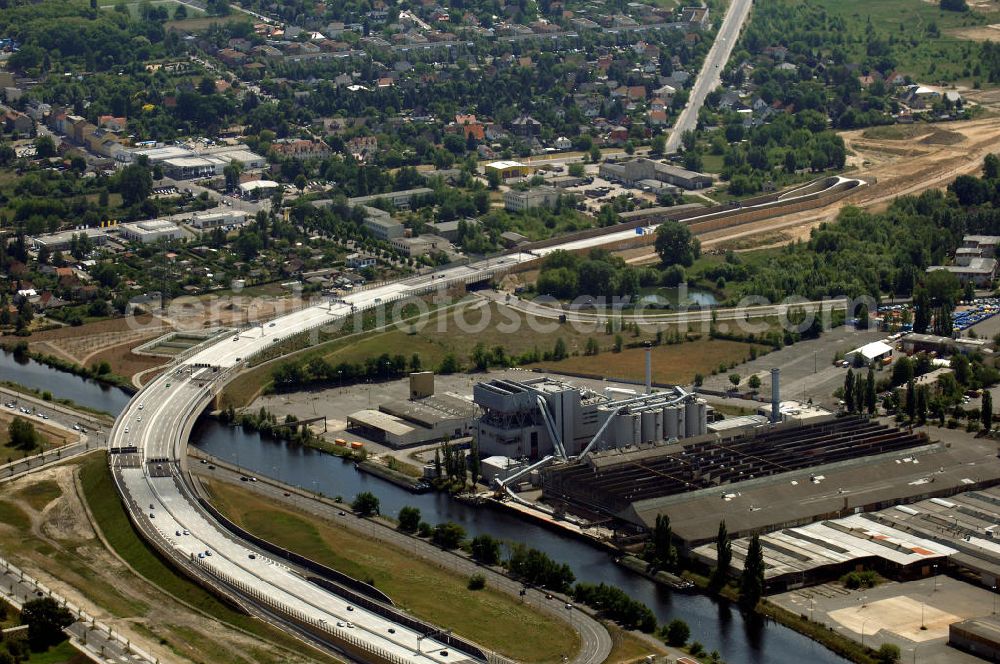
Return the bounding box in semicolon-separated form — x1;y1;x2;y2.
622;115;1000;263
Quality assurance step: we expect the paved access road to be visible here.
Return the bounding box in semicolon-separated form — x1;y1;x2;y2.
0;556;157;664
665;0;754;154
0;387;110;480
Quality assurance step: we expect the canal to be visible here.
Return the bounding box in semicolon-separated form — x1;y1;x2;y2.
2;352;848;664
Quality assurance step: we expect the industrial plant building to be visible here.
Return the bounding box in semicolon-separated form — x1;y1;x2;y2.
119;219;188;244
472;376;708;460
599;158;713;190
537;413;1000;551
346;373;479;447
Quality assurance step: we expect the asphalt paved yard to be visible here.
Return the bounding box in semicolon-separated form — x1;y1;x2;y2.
772;575;997;664
700;326;887;409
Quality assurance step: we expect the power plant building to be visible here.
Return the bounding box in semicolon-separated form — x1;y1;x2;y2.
472;377;707;460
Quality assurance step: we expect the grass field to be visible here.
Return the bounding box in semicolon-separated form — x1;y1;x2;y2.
0;500;31;531
24;640;91;664
202;478;580;663
221;299;695;408
536;338;766;385
17;480;63;511
96;0;202;19
801;0;999;86
221;298;767;408
602;624;669;664
165;14;251;32
860;124;934;140
77;454;341;664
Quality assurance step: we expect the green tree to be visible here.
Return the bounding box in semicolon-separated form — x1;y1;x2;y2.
650;513;677;569
844;369;856;412
664;619;690;647
438;354;462;374
906;378;917;421
224;160;244;192
470;534;502;565
34;135;56;159
7;416;39;451
117;163;152;207
710;520;732;591
568;162;585;177
432;521;466;549
650;135;666;156
351;491;380;516
655;221;700;267
748;374;762;392
397;506;421;533
486;169;501;190
866;367;877;415
875;643;901;663
21;597;74;649
728;373;741;389
983;390;993;431
739;534;765;611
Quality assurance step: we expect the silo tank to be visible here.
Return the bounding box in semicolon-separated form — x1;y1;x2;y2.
641;410;656;443
685;400;699;437
663;406;678;439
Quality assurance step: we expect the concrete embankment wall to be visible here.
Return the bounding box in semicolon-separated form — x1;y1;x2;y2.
509;176;869;262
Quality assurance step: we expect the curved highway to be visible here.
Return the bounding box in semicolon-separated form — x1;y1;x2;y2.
108;265;615;664
107;174;865;663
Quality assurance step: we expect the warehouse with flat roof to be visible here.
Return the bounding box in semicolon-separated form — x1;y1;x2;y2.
119;219;187;244
32;227;108;252
692;513;956;591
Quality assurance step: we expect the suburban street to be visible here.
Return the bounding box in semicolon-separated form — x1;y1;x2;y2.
665;0;754;153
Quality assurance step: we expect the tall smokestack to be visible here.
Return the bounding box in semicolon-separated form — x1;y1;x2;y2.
645;344;653;395
770;368;781;424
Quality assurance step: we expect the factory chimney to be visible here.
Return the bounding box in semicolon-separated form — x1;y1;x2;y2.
645;344;653;395
770;368;781;424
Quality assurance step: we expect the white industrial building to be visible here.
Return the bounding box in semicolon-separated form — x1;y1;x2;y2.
473;376;707;460
32;227;108;252
124;144;266;179
187;210;247;229
239;180;281;198
503;186;561;212
119;219;187;244
845;340;893;365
